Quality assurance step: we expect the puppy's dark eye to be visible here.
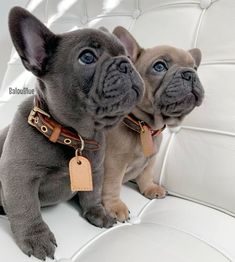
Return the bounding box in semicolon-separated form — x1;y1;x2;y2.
153;61;168;72
79;50;97;65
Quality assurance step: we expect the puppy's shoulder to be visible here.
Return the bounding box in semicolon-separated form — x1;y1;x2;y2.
17;96;34;118
8;96;34;134
106;121;140;153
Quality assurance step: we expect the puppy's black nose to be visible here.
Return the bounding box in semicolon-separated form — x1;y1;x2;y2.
118;61;129;74
181;71;193;81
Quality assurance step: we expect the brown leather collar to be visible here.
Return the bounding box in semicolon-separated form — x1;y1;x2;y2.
123;114;166;136
28;97;100;151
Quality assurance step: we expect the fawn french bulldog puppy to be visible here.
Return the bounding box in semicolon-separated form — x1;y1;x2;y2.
102;27;204;222
0;9;143;260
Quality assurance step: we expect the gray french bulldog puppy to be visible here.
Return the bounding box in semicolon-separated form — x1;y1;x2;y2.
0;7;143;260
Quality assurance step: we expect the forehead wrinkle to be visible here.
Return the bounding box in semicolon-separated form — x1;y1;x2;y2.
168;48;194;66
91;36;125;56
63;30;125;56
89;41;100;49
143;46;195;67
157;55;171;63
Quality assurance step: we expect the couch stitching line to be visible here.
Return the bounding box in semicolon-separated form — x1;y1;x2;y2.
181;126;235;137
165;191;235;217
70;224;131;261
159;132;176;186
128;0;140;32
139;2;200;15
192;8;206;47
139;221;233;261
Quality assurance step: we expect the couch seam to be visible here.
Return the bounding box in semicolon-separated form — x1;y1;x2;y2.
165;191;235;217
139;2;200;15
70;224;131;261
181;125;235;137
201;60;235;65
192;8;206;47
159;132;176;186
128;0;140;32
139;221;233;261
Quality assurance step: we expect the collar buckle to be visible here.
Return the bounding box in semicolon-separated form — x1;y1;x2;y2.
138;120;145;133
28;98;100;151
28;106;50;126
123;114;165;137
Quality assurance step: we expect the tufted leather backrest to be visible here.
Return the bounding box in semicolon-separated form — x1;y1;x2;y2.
0;0;234;215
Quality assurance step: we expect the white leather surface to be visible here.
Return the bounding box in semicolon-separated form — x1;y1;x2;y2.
75;197;235;262
0;183;150;262
0;0;235;261
1;186;235;262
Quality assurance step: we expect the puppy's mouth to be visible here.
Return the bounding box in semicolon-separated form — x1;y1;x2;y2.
161;92;197;118
156;68;204;119
102;68;140;103
91;57;144;129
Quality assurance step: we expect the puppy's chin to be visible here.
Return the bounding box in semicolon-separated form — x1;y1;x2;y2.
94;92;139;130
94;115;122;130
160;91;197;114
162;115;183;128
160;100;194;127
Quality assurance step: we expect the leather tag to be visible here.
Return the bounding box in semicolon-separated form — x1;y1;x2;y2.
140;125;155;157
69;156;93;192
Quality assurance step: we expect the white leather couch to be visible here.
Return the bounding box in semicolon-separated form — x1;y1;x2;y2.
1;0;235;261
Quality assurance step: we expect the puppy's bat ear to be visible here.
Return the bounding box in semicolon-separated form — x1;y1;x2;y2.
8;7;58;76
99;26;109;33
113;26;141;63
188;48;202;67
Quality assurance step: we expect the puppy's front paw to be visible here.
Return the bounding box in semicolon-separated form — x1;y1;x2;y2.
143;183;166;199
14;221;57;260
104;199;129;222
84;205;116;228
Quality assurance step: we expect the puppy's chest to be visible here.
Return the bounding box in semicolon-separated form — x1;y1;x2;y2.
124;156;149;183
123;137;159;183
39;165;75;206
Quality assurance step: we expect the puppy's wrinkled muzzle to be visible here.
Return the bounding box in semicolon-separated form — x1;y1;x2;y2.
157;67;204;118
91;57;144;128
103;61;133;99
102;58;141;103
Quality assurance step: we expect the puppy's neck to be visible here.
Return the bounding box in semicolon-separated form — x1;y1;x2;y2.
35;92;97;139
131;105;165;130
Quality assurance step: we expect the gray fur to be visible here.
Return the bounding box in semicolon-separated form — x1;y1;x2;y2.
0;126;9;156
154;65;204;120
0;7;143;260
